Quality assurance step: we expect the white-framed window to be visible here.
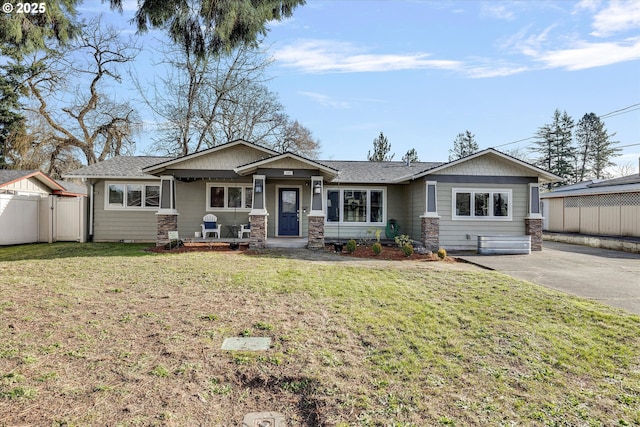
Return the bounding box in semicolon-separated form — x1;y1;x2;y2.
206;183;253;211
326;188;385;224
452;188;512;220
106;182;160;209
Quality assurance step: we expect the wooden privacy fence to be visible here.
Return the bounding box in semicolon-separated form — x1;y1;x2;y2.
545;192;640;237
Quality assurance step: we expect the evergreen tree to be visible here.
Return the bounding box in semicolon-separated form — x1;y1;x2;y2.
367;132;394;161
531;109;575;186
0;64;26;168
402;148;419;163
109;0;305;58
575;113;619;180
449;130;478;161
1;0;79;168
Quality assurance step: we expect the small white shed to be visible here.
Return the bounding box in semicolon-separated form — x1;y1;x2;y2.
0;170;87;245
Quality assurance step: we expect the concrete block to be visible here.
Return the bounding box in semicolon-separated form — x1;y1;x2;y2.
242;412;285;427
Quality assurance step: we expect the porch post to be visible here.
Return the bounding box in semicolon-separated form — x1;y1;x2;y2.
526;183;543;251
249;174;268;249
421;180;439;252
307;176;325;250
156;175;178;247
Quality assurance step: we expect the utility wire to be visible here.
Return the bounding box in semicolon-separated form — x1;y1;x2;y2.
492;102;640;149
600;103;640;118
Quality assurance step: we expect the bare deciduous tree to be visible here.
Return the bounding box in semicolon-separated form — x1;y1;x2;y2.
274;119;321;159
20;17;141;174
141;40;320;157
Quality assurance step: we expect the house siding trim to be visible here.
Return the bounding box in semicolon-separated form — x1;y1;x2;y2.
430;175;537;184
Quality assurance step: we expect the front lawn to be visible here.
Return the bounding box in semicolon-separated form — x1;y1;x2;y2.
1;243;639;426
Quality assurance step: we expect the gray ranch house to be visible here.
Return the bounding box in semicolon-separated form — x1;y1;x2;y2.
64;139;559;251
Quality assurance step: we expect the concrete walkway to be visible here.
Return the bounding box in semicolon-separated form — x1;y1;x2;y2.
458;241;640;316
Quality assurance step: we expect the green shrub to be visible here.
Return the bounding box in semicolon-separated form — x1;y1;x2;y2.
437;247;447;259
372;242;382;255
346;239;357;253
394;234;412;248
401;244;414;257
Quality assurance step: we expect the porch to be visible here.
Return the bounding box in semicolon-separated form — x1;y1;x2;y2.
182;236;309;249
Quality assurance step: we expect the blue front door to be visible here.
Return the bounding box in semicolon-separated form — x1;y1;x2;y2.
278;188;299;236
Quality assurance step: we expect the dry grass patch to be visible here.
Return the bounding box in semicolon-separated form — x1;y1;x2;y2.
0;243;639;426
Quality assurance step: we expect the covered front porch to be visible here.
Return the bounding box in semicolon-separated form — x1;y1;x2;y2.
151;150;338;250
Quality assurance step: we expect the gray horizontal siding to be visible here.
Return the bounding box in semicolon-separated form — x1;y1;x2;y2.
93;180;158;242
437;182;528;250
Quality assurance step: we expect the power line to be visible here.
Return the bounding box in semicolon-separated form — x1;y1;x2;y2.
492;102;640;149
599;103;640;119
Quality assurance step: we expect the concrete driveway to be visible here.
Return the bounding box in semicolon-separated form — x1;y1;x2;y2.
458;241;640;315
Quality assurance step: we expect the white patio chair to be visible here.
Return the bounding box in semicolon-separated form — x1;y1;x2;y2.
238;223;251;239
201;214;221;239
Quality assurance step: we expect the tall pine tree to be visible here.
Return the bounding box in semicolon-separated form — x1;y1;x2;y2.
367;132;394;161
532;109;575;186
575;113;619;180
449;130;478;161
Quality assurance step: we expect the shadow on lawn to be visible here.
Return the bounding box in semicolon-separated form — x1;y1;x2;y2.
0;242;154;262
242;247;381;263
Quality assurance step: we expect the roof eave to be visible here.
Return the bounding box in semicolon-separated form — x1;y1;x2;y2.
411;148;562;182
0;171;66;192
142;140;277;174
61;174;160;180
234;152;339;179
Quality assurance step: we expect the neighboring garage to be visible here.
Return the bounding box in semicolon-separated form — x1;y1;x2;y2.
0;170;87;245
541;174;640;237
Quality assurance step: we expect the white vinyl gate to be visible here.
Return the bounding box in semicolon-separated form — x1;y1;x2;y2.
54;197;84;241
0;194;85;245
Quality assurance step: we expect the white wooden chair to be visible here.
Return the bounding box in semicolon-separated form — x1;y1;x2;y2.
238;223;251;239
201;214;221;239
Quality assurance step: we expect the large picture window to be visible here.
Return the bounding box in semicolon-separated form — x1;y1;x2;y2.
325;188;385;224
106;183;160;209
453;188;512;220
207;184;252;210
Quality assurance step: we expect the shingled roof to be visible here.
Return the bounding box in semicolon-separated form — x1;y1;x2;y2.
0;170;40;185
64;155;443;183
320;160;443;183
541;173;640;198
64;156;173;179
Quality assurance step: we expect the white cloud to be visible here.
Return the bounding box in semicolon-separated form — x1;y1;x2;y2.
481;3;516;21
591;0;640;37
297;91;350;109
273;39;462;73
572;0;602;14
464;64;529;78
535;36;640;70
500;25;558;57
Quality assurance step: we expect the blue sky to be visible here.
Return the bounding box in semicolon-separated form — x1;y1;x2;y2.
86;0;640;173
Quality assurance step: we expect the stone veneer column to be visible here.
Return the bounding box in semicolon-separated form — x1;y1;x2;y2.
156;214;178;247
249;214;268;249
307;215;325;250
525;218;543;251
421;216;439;252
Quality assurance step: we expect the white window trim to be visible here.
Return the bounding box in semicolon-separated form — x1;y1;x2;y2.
451;188;513;221
105;182;161;210
205;183;253;212
324;187;386;225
